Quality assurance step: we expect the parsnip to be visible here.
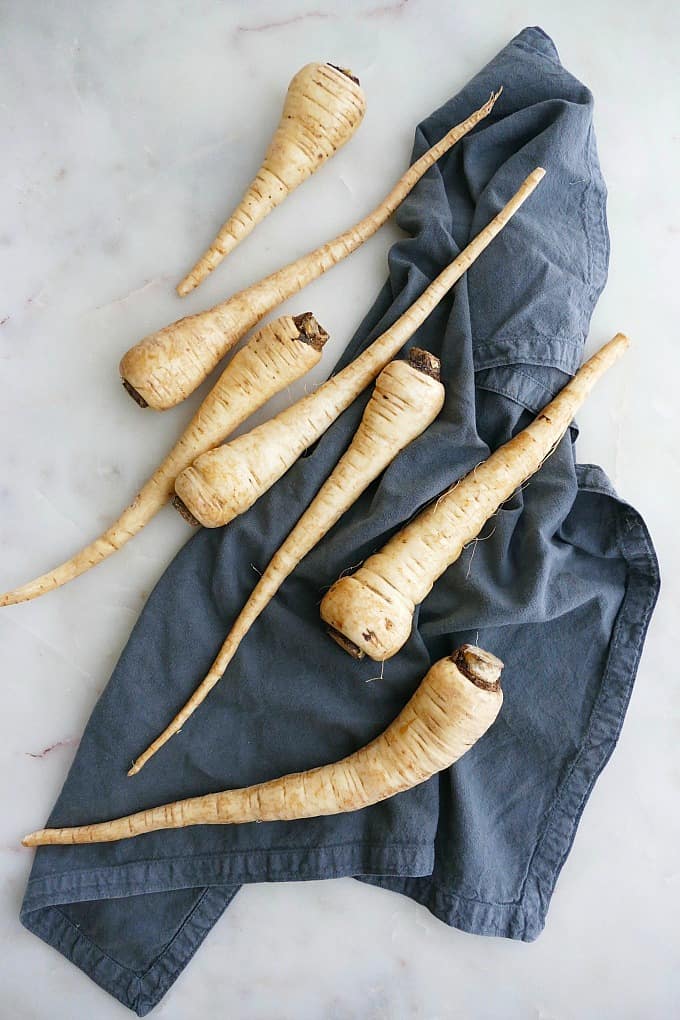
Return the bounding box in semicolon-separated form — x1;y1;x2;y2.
23;645;503;846
321;333;631;660
0;315;327;607
120;91;501;409
178;63;366;296
129;349;445;774
173;167;546;528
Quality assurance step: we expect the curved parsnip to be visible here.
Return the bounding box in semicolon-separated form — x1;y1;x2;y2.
173;167;546;528
0;315;327;607
178;63;366;296
23;645;503;846
120;90;501;410
321;333;631;661
130;349;445;773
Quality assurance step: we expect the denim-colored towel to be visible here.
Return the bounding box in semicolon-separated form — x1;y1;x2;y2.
21;26;659;1016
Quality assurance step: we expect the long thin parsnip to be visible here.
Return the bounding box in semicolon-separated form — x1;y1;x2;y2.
178;63;366;296
23;645;503;846
129;349;445;774
173;167;546;528
321;332;631;661
0;315;327;607
120;90;502;410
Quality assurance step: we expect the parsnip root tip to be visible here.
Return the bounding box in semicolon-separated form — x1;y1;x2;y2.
485;86;503;111
611;331;630;350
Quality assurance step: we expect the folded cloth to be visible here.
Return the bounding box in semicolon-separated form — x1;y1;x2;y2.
21;26;659;1016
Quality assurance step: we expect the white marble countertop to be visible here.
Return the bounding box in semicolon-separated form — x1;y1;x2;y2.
1;2;678;1017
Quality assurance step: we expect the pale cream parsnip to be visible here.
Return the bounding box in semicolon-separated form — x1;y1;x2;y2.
119;92;501;410
321;333;631;660
130;348;445;773
23;645;503;846
0;315;327;607
174;167;546;528
177;63;367;296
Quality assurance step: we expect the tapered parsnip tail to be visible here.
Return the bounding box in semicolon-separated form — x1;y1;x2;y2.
321;332;631;661
0;315;327;607
174;167;545;528
177;63;366;297
23;645;502;846
129;349;445;774
120;90;502;410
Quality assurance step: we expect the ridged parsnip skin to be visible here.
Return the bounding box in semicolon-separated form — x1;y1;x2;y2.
119;91;502;410
174;167;546;527
321;332;631;661
129;351;445;773
22;645;503;846
0;315;327;607
177;64;366;296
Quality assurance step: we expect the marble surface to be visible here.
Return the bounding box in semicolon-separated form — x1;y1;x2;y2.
1;1;678;1017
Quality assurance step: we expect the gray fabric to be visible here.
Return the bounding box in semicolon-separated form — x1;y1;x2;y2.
21;26;659;1016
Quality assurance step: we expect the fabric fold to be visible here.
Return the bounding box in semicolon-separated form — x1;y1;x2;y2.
21;26;659;1015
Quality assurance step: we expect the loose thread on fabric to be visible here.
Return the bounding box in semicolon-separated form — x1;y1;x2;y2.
365;660;386;684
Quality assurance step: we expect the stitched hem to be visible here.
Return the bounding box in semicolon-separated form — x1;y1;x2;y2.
22;842;433;912
472;334;586;376
21;886;238;1017
20;843;433;1015
519;468;659;929
475;363;573;414
356;875;532;939
362;471;659;944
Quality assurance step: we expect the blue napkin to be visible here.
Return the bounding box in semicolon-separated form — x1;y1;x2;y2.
21;27;659;1015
